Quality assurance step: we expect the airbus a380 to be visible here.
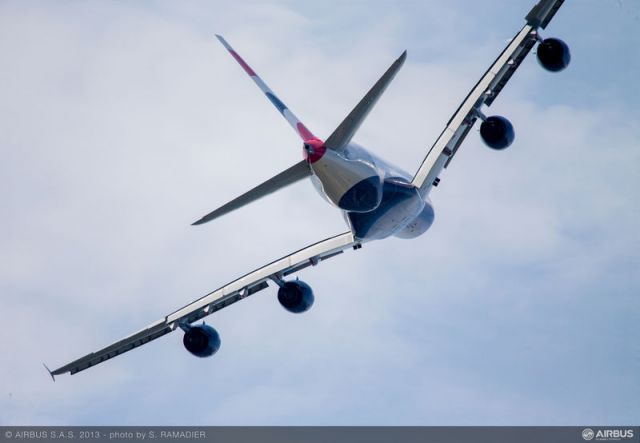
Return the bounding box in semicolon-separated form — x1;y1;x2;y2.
47;0;571;378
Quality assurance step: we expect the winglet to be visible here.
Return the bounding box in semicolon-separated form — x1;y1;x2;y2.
525;0;564;29
43;363;56;382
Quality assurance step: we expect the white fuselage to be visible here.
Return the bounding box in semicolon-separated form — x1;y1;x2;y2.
309;143;434;241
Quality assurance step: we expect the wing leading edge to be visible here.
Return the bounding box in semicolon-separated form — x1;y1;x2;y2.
50;231;359;377
411;0;565;195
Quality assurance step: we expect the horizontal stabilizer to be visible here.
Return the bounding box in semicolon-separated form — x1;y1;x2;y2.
192;160;312;225
324;50;407;152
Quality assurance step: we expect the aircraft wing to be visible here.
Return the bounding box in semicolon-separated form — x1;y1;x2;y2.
49;231;359;377
411;0;565;195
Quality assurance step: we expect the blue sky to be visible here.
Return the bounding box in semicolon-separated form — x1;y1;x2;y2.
0;0;638;425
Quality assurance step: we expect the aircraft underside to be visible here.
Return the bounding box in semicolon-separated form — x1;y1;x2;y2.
346;177;434;241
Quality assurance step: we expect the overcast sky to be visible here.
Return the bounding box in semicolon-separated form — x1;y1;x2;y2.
1;0;638;425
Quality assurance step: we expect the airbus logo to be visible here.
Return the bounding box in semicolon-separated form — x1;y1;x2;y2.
582;428;635;441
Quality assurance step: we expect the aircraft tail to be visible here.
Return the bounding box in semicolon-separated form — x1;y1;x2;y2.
204;39;407;223
215;35;318;143
305;51;407;212
192;160;312;225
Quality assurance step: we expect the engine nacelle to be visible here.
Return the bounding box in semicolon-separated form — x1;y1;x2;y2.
278;280;314;314
183;324;221;358
480;115;515;150
536;38;570;72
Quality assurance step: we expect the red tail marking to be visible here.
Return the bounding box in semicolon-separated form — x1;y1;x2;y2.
296;122;315;141
229;50;256;76
303;138;327;164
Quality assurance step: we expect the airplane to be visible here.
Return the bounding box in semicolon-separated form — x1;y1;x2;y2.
46;0;571;379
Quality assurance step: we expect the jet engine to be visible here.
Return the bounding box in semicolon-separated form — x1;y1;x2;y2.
277;280;314;314
183;324;221;357
536;37;571;72
480;115;515;150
